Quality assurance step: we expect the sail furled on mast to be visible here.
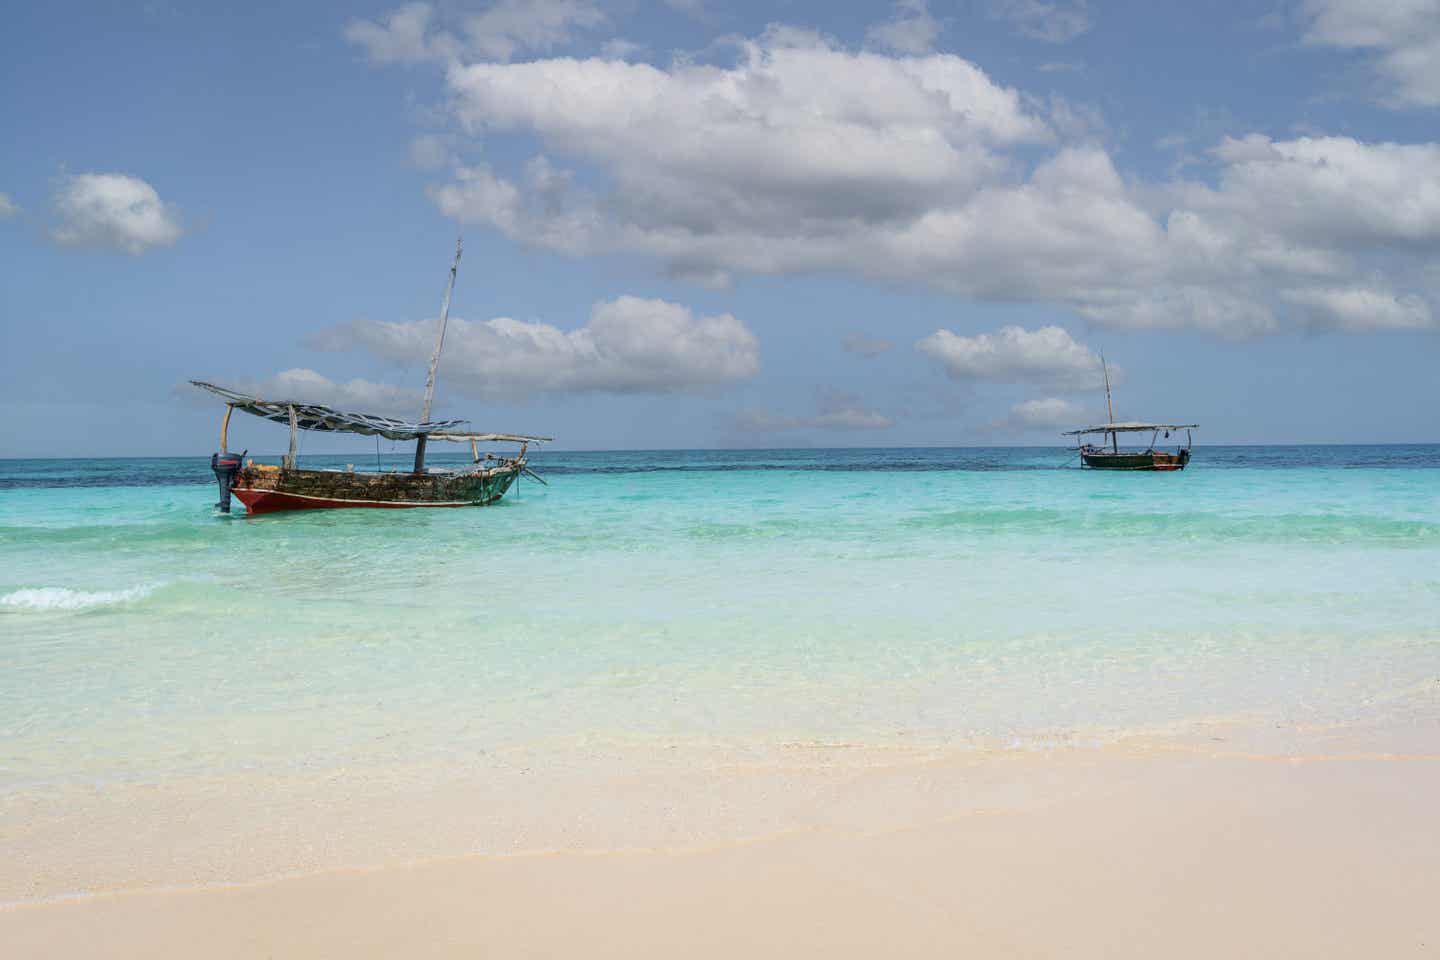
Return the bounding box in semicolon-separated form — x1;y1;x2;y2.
422;238;462;425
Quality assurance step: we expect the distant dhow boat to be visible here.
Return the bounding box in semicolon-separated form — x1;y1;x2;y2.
1063;356;1196;471
195;240;550;514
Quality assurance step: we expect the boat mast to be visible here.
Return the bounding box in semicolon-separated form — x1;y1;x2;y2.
413;237;463;474
1102;352;1117;453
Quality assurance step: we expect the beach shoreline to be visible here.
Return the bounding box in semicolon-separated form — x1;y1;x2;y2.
5;719;1438;957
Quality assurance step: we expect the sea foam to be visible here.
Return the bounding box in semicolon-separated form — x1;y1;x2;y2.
0;585;155;611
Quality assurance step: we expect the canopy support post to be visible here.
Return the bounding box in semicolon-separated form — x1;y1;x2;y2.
470;438;479;463
413;435;428;474
285;404;298;469
220;403;234;452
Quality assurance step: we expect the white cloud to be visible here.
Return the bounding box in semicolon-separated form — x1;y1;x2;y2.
388;26;1438;338
50;173;182;255
842;332;893;358
0;193;17;220
442;32;1053;218
1301;0;1440;108
344;2;453;63
429;164;524;233
916;325;1109;390
867;0;941;56
1283;285;1435;332
996;396;1088;432
345;1;604;64
1192;135;1440;249
988;0;1091;44
462;0;605;61
308;296;759;396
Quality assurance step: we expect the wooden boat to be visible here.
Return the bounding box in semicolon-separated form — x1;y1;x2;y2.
1063;357;1196;471
194;241;550;515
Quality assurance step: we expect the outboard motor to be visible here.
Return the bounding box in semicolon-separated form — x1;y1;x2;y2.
211;450;246;513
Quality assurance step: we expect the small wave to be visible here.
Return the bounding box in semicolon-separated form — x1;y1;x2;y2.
0;585;156;611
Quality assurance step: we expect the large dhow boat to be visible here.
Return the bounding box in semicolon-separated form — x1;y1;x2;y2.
195;241;550;515
1063;357;1196;471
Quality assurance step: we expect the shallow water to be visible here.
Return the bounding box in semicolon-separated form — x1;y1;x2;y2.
2;446;1438;796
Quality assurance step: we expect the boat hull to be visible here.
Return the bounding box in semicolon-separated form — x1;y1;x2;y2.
1080;449;1189;471
230;463;522;515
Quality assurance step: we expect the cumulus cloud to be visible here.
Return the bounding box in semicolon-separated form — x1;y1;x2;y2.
0;193;17;220
842;332;893;358
345;0;604;64
993;396;1088;432
988;0;1091;43
441;30;1052;233
308;296;759;397
1283;285;1435;332
373;23;1438;338
735;392;895;432
461;0;605;61
867;0;941;55
916;325;1109;390
1300;0;1440;108
344;2;452;63
50;173;182;254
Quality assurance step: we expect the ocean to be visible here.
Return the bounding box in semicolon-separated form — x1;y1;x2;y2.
3;446;1439;896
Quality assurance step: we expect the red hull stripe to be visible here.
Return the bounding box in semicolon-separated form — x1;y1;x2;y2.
233;488;484;515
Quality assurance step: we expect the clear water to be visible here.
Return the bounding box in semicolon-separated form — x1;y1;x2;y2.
2;446;1439;794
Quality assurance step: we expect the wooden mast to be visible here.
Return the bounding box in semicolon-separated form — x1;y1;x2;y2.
220;403;234;452
414;237;463;474
1102;352;1117;452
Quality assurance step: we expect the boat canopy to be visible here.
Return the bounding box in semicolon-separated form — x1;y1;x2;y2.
190;381;550;443
1063;422;1198;436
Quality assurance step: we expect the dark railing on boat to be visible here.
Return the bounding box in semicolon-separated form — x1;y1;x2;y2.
1062;422;1197;471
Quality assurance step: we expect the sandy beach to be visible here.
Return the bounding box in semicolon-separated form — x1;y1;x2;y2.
5;723;1438;958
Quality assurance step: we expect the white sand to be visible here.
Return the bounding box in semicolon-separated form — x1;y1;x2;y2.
4;737;1437;958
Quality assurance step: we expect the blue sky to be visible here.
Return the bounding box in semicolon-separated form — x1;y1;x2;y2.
2;0;1438;456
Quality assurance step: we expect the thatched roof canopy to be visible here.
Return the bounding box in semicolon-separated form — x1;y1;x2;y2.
1063;422;1198;436
190;381;549;443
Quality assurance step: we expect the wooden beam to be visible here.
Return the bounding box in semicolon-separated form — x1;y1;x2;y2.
413;435;428;474
220;404;234;452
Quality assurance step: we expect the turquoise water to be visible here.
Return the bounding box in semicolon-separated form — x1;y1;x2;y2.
3;446;1439;794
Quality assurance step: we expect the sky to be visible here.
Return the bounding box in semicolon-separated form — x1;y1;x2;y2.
2;0;1439;457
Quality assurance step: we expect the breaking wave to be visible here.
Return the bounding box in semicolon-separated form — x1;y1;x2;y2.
0;585;156;612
